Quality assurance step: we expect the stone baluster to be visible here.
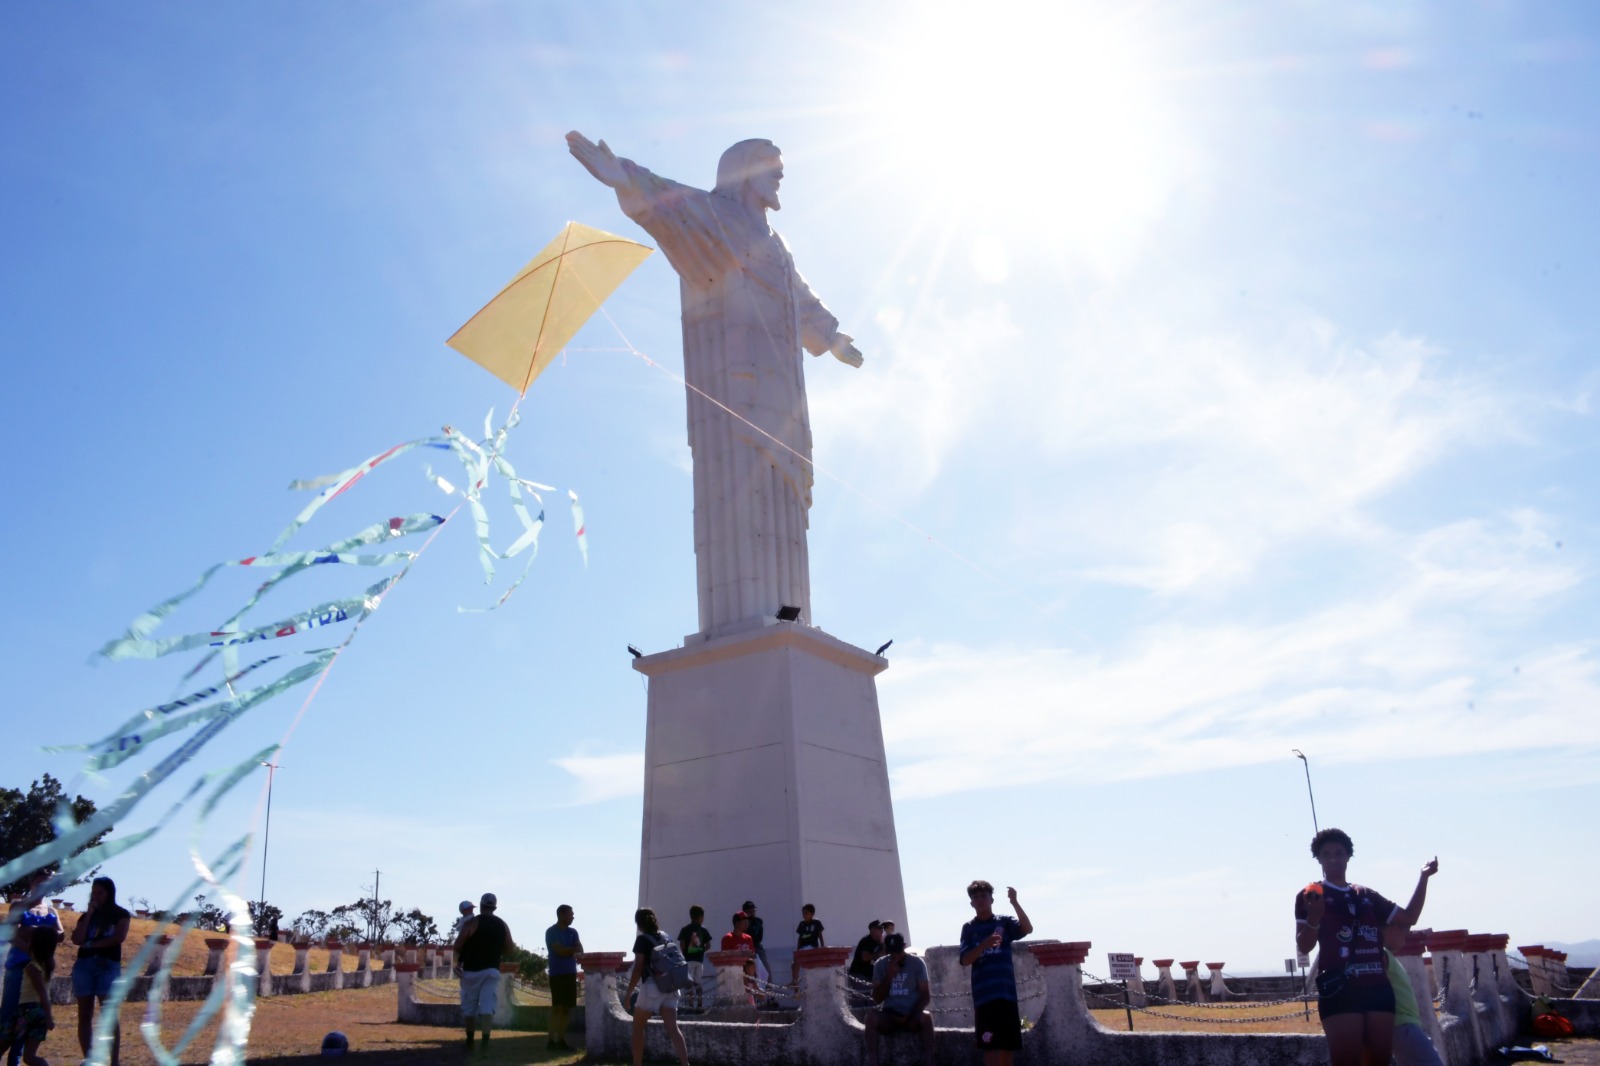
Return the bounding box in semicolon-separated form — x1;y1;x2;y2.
254;938;277;997
394;962;425;1023
1397;928;1446;1053
1430;929;1485;1065
576;952;630;1061
203;937;231;977
1206;961;1230;1000
1518;945;1553;996
1549;950;1571;996
287;940;312;993
325;940;344;990
1126;956;1146;1007
494;962;518;1027
1151;958;1178;1004
1178;960;1208;1003
706;948;755;1017
1463;933;1512;1047
352;943;372;988
1026;941;1094;1061
784;947;856;1064
142;934;173;976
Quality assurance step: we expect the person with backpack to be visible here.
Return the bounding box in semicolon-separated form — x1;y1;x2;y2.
624;908;690;1066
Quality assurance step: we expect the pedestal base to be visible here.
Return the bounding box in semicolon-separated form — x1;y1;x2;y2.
633;622;908;977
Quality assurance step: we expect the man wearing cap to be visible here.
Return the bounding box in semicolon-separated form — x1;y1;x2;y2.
721;911;754;953
741;900;770;979
455;892;515;1055
544;904;583;1051
867;932;933;1066
849;920;885;1003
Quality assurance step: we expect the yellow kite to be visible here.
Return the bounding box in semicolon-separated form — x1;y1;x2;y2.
447;221;653;394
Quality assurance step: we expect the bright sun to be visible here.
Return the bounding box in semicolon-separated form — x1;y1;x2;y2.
862;0;1179;276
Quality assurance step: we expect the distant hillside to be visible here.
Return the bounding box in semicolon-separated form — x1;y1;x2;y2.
1542;939;1600;969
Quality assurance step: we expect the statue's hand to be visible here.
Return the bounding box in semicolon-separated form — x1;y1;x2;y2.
829;333;864;368
567;131;627;189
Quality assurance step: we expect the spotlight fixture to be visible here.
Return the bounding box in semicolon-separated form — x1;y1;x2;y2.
627;644;643;659
875;640;893;657
776;605;802;622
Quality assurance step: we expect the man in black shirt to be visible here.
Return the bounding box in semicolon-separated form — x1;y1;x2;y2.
454;892;515;1054
741;900;769;977
849;920;885;1003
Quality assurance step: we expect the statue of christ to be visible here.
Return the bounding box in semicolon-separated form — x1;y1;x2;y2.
568;131;864;637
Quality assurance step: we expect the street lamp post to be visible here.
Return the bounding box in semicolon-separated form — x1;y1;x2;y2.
258;761;281;929
1291;749;1318;834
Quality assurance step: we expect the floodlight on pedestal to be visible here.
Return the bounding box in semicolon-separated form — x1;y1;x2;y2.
776;605;802;622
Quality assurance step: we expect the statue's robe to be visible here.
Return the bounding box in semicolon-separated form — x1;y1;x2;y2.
613;160;841;636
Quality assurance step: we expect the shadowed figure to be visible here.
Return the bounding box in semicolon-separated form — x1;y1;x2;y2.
568;132;863;637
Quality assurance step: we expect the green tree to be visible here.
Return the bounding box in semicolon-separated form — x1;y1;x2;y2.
326;904;363;944
393;908;439;946
345;891;395;944
0;774;111;898
290;908;332;940
508;946;549;985
192;894;230;932
247;900;283;939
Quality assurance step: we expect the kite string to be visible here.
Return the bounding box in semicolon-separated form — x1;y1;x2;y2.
588;304;1074;628
252;387;532;858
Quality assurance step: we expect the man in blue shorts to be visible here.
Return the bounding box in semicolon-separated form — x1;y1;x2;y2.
959;880;1032;1066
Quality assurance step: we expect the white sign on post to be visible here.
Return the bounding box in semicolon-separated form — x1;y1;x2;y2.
1284;958;1296;974
1107;952;1138;980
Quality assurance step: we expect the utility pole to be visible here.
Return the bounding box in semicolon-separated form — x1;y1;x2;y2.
258;761;282;929
1291;749;1319;834
371;869;382;943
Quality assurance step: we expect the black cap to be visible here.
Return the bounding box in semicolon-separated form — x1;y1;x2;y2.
884;933;907;953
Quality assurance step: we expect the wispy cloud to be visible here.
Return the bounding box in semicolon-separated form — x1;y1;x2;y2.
818;302;1520;595
879;509;1593;799
551;752;644;806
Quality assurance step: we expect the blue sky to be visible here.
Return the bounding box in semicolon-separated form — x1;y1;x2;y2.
2;1;1596;974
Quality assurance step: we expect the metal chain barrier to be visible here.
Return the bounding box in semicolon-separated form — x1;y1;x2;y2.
1079;970;1307;1009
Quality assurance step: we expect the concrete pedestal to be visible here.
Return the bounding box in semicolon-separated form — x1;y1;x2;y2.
633;621;908;980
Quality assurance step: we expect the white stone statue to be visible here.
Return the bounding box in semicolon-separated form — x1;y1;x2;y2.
568;132;863;637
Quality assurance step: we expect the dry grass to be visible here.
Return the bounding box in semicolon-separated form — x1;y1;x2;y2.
23;985;582;1065
1087;1002;1322;1034
94;917;386;976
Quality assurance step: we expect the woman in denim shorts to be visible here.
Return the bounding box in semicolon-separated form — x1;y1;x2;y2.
71;876;130;1066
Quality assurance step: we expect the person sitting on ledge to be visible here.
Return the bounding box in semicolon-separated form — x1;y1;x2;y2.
866;932;933;1066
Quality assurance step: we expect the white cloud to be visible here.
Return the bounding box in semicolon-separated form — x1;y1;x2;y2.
1029;316;1513;593
879;510;1594;799
809;300;1022;498
816;296;1519;595
551;752;644;805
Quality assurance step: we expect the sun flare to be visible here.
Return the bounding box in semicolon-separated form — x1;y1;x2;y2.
864;0;1179;275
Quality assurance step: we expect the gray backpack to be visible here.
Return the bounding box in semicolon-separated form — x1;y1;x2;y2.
648;933;694;992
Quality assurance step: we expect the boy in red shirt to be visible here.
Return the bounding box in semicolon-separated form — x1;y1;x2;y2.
721;912;754;952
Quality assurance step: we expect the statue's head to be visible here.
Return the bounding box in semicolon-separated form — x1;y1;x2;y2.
714;139;783;212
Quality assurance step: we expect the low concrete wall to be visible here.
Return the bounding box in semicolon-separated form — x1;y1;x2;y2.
42;939;402;1005
392;963;583;1036
577;942;1328;1066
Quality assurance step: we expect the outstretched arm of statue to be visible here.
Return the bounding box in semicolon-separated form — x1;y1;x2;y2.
566;131;629;189
827;332;864;368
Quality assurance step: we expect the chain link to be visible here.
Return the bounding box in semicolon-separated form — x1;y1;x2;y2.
1079;970;1307;1009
